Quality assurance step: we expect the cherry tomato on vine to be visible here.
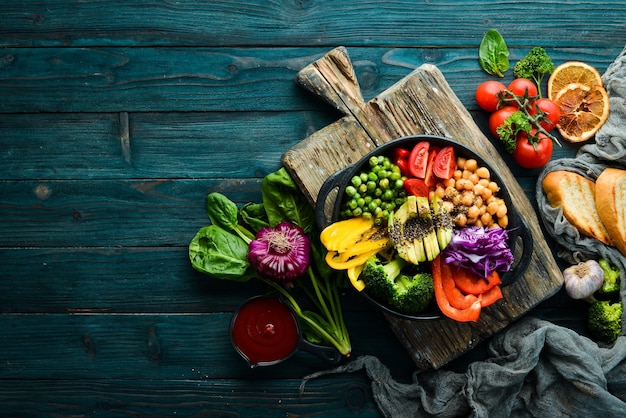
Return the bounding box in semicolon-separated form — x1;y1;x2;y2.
512;130;553;169
475;80;507;112
507;78;538;99
488;106;518;138
530;98;561;131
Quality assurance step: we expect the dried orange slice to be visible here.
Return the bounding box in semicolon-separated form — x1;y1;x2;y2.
552;82;609;143
547;61;603;99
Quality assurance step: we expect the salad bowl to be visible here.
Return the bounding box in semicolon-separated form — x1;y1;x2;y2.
315;134;534;320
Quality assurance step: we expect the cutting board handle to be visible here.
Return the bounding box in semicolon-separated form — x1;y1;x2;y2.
295;46;366;116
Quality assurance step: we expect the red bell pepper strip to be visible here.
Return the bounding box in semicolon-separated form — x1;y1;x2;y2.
453;268;502;295
432;256;481;322
423;148;440;187
479;285;503;308
441;259;480;310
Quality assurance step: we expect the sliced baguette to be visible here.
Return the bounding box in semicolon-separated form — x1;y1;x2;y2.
542;170;612;245
595;167;626;256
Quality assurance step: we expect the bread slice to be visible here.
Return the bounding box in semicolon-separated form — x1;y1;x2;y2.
542;170;612;245
595;168;626;256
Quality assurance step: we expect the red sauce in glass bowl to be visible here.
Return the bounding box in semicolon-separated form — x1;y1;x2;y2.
230;296;300;367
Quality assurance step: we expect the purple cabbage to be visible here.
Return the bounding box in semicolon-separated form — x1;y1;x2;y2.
442;226;514;278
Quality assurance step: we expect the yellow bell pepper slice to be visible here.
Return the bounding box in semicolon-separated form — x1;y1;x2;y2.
338;237;390;262
347;264;366;291
320;217;376;252
325;249;379;270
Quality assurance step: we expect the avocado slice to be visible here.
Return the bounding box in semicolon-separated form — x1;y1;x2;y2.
388;195;441;264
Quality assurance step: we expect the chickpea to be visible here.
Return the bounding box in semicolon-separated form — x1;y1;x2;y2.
496;204;508;218
461;191;474;207
487;201;499;215
443;177;455;188
465;159;478;172
457;157;466;170
476;166;490;179
479;178;490;188
498;214;509;228
473;183;485;196
481;212;492;225
467;205;480;219
462;169;471;180
455;213;467;227
435;185;445;199
474;196;484;208
488;181;500;193
454;169;463;180
482;187;493;200
468;173;480;185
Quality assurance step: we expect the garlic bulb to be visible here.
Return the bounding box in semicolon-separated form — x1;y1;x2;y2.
562;260;604;300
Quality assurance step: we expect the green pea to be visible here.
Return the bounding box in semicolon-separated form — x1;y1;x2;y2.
345;185;357;197
351;176;362;187
378;178;390;189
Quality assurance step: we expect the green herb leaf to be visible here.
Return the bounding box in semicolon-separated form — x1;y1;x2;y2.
206;192;239;231
496;111;531;153
239;202;269;233
188;225;253;281
478;29;510;77
261;167;315;233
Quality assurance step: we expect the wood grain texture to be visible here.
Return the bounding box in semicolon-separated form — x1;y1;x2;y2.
0;0;624;48
283;47;563;369
1;0;624;414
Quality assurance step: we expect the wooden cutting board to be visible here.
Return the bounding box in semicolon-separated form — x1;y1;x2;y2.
282;47;563;370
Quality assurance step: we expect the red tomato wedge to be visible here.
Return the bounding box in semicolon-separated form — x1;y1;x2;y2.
403;178;430;197
408;141;430;178
441;259;480;310
423;148;440;187
432;146;456;180
452;268;502;295
432;256;481;322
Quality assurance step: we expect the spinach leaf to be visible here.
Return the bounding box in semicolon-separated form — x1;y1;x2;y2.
478;29;509;77
261;167;315;234
188;225;253;282
206;192;239;230
205;192;255;242
240;202;269;233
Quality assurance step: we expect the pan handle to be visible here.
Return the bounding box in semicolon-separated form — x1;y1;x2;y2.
502;212;534;286
315;167;352;229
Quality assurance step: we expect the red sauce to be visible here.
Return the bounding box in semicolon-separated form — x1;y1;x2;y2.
230;296;300;367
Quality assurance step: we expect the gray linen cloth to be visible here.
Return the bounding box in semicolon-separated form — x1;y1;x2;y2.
301;47;626;417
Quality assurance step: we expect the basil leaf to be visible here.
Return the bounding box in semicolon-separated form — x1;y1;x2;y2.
478;29;509;77
188;225;253;281
261;167;315;234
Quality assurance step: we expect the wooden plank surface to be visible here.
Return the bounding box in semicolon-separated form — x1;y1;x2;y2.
283;47;563;369
1;0;625;414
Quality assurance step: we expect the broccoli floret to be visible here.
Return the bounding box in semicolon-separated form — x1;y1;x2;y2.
360;255;434;315
391;273;434;314
587;300;623;344
597;258;621;298
360;255;407;303
513;47;555;98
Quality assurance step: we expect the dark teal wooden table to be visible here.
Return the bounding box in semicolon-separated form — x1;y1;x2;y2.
1;1;624;415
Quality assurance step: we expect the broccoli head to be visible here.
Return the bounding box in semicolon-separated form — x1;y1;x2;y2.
597;258;621;298
360;255;407;304
360;255;434;315
391;273;434;314
512;47;555;97
587;300;623;344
